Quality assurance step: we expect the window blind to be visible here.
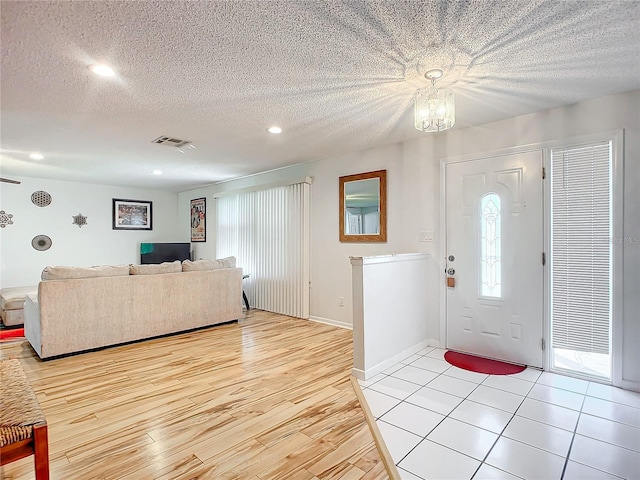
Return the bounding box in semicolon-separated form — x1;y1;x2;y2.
216;183;310;319
551;142;611;354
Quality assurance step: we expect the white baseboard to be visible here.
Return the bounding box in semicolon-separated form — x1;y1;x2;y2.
428;338;442;348
351;338;431;380
309;315;352;330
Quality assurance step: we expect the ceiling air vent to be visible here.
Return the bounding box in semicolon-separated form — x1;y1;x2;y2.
151;136;192;148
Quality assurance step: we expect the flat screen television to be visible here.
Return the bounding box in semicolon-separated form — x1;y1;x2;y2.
140;242;191;264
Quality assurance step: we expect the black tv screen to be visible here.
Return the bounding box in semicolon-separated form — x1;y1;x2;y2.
140;243;191;264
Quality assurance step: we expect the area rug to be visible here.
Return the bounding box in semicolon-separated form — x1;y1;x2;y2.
0;327;25;341
444;350;526;375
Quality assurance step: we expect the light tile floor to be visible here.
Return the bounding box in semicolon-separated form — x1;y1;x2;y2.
359;347;640;480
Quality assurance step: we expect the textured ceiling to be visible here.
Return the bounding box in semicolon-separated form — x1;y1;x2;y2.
1;0;639;191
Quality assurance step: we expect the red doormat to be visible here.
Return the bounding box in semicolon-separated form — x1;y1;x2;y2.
0;327;24;341
444;350;526;375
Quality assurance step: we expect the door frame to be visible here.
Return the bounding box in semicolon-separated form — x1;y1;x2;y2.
439;130;623;382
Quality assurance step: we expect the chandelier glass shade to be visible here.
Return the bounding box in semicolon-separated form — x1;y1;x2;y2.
414;71;455;133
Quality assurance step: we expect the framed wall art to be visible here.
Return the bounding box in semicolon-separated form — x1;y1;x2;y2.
112;198;153;230
190;197;206;242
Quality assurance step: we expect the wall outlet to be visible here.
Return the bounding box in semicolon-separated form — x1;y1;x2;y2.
420;231;434;242
339;296;345;307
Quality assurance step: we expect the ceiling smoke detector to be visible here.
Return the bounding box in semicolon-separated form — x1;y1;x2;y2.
151;136;192;149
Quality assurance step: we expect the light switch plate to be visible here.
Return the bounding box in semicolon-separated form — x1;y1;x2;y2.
419;231;434;242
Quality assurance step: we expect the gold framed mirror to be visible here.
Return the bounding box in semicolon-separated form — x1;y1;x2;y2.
339;169;387;243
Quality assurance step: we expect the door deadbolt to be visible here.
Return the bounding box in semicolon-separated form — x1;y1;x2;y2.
447;268;455;275
448;255;455;262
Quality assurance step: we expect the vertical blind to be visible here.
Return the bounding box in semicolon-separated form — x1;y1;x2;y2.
216;182;310;319
551;142;611;354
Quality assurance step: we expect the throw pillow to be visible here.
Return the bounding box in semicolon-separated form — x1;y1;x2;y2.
41;265;130;280
129;261;182;275
181;256;236;272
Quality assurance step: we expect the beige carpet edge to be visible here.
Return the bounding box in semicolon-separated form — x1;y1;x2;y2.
350;375;401;480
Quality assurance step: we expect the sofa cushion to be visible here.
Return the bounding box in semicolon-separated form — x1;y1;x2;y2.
0;286;38;310
182;256;236;272
41;265;130;281
129;261;182;275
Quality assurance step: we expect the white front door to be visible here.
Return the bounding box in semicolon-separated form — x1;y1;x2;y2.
445;151;544;367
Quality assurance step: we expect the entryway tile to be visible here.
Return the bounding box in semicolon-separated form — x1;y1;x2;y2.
509;367;542;382
381;363;404;375
449;399;513;434
357;372;385;388
515;397;579;432
467;385;524;413
502;415;573;457
401;354;422;364
442;365;489;384
537;371;589;394
577;413;640;452
399;439;480;480
473;463;521;480
390;365;439;386
405;386;463;416
396;467;423;480
527;383;585;411
410;356;450;373
416;346;435;356
569;434;640;479
379;401;444;437
361;388;400;418
368;375;421;401
586;381;640;408
582;396;640;428
423;348;447;361
482;374;535;396
426;374;478;398
485;437;565;480
563;460;624;480
426;417;498;461
375;420;421;464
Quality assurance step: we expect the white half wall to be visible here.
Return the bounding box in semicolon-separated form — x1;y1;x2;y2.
0;176;183;288
351;253;432;380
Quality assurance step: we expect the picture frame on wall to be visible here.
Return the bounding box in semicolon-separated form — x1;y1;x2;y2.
190;197;206;242
112;198;153;230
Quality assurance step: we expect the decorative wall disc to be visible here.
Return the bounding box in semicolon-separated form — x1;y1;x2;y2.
32;235;52;251
31;190;52;207
0;210;14;228
72;213;88;228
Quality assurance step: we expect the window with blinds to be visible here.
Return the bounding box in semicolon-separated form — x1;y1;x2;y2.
216;182;310;319
551;141;611;354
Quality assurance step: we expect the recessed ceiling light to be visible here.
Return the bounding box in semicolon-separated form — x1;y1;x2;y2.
152;170;162;175
89;64;115;77
29;153;44;160
267;126;283;134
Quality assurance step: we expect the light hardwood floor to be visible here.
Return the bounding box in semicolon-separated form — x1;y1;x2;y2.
1;310;387;479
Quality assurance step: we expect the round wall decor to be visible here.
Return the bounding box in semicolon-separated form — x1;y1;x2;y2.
32;235;52;251
31;190;52;207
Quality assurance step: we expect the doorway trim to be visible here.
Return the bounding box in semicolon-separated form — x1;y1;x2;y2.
439;130;623;381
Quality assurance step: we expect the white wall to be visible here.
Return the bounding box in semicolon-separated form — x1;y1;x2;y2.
0;176;183;287
179;142;442;330
178;89;638;386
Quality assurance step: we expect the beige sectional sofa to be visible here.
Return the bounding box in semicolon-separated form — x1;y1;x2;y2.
24;258;242;360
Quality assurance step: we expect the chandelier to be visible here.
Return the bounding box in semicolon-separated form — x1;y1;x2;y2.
414;69;455;133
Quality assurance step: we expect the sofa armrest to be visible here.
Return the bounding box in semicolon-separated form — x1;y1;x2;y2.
24;293;42;358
